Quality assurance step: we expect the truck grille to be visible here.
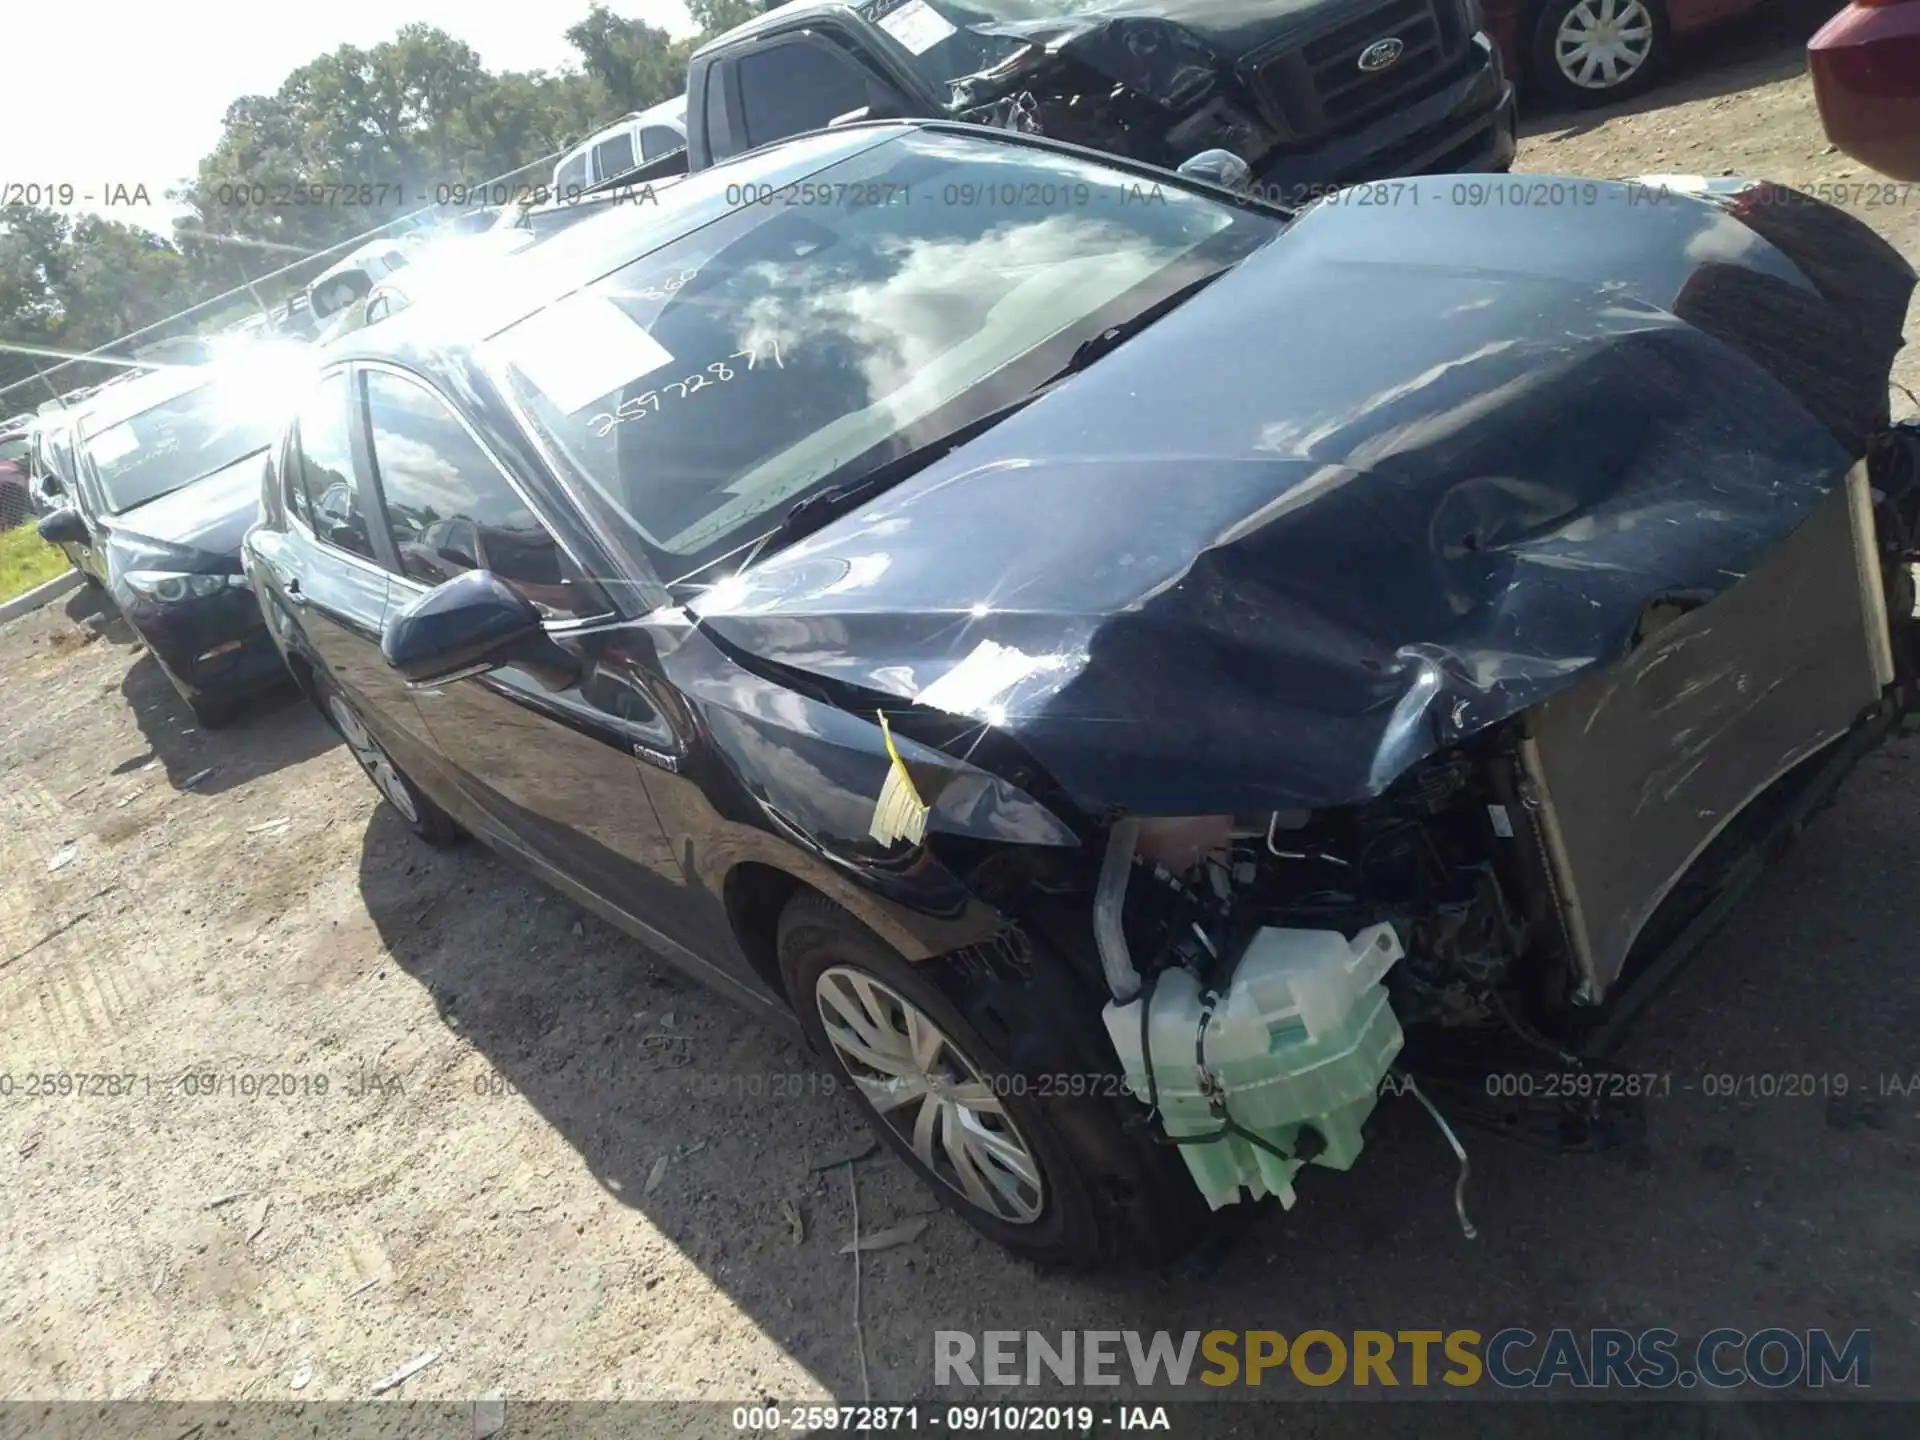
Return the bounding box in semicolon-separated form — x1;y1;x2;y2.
1251;0;1460;138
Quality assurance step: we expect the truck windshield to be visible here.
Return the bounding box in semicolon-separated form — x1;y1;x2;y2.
490;129;1279;584
857;0;1034;92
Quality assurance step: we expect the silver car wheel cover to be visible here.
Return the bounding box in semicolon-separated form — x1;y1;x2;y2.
1555;0;1655;89
328;694;421;823
816;966;1045;1224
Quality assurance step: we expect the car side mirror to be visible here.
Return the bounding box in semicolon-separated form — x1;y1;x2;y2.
382;569;580;692
1178;149;1253;194
37;507;88;547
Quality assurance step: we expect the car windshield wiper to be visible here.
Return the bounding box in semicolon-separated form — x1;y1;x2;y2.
742;268;1233;563
746;393;1044;560
1039;267;1231;387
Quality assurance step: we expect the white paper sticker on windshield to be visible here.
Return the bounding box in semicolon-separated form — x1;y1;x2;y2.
87;424;139;466
879;0;957;55
503;293;675;414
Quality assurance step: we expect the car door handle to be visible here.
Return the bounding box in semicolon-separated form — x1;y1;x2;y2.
284;576;307;606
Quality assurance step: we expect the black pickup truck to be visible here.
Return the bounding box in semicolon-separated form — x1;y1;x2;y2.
637;0;1515;199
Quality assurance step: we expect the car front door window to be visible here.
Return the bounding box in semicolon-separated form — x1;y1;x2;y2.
640;125;684;161
295;373;377;560
361;369;603;620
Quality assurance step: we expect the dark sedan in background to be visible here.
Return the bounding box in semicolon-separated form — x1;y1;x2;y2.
0;419;31;532
244;120;1917;1270
38;354;311;725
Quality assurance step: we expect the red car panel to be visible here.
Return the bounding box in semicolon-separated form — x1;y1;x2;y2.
1811;0;1920;182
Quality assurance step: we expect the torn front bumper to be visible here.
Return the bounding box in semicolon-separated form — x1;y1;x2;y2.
1516;467;1896;1001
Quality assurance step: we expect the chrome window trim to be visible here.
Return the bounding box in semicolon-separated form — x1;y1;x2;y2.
284;505;398;583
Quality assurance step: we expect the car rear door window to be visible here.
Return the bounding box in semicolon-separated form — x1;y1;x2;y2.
592;130;637;181
363;369;602;620
737;41;870;150
293;373;377;560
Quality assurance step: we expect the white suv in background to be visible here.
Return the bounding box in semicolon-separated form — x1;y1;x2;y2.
552;95;687;196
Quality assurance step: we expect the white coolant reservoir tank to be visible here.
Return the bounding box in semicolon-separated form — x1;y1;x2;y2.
1103;923;1406;1212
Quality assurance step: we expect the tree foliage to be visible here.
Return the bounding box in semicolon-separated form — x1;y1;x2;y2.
565;5;695;116
0;2;782;400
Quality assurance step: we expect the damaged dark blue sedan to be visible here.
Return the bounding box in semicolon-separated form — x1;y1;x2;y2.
243;121;1920;1269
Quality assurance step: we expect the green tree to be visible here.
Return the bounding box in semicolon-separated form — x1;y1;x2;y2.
687;0;779;37
177;25;608;260
564;4;695;115
2;7;746;403
0;205;207;394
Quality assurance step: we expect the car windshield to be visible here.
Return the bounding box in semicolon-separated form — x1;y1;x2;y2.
490;130;1277;584
84;377;278;514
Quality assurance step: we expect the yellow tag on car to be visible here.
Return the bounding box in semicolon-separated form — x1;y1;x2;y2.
869;710;929;847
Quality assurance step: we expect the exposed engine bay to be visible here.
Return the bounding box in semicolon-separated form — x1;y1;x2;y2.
1027;452;1920;1225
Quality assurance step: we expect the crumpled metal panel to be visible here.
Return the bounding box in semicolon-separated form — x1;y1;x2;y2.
693;179;1917;817
1520;472;1891;997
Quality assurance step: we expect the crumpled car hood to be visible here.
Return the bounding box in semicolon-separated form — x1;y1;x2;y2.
693;178;1916;817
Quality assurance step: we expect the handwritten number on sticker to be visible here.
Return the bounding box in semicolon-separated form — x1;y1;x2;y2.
586;339;788;437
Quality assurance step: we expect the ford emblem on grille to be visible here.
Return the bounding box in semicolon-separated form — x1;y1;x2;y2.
1356;36;1406;72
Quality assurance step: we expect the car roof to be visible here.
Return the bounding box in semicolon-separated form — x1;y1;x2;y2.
310;238;414;286
640;95;687;128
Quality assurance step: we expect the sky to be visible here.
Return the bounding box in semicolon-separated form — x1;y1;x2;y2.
2;0;696;234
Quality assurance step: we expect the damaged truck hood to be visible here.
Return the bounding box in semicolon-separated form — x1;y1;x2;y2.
693;178;1917;817
949;0;1336;56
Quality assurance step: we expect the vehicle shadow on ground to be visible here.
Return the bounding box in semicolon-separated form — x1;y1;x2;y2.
114;654;333;797
356;733;1920;1407
1518;0;1835;144
100;638;338;798
57;561;337;793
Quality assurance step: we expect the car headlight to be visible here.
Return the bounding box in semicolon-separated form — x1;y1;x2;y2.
122;570;248;603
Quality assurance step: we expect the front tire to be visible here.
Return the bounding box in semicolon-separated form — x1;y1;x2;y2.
1530;0;1668;110
778;892;1211;1270
315;675;461;846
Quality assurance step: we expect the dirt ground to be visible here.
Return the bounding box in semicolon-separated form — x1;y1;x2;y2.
5;1;1920;1417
